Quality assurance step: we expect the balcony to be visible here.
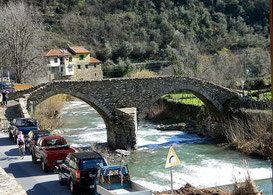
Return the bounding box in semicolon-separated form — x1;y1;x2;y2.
60;65;74;76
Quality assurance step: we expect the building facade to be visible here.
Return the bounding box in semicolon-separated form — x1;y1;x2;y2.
45;46;103;81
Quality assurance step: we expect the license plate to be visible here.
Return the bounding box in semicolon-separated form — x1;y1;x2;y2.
89;185;94;189
56;160;63;163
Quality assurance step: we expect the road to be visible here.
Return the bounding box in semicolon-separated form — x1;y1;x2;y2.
0;131;71;195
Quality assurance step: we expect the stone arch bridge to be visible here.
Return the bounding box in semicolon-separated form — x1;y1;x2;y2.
10;76;242;150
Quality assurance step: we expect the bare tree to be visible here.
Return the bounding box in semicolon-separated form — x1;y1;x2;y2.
0;1;45;83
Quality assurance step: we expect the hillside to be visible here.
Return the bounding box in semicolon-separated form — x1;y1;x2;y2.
0;0;270;83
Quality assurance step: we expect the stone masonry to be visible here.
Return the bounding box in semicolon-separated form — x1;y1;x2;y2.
9;76;242;149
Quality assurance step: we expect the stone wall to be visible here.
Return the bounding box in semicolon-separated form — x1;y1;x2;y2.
0;167;26;195
111;107;137;150
71;63;103;80
146;98;201;122
18;97;30;118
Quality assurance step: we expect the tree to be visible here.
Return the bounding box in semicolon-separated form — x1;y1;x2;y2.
0;1;45;83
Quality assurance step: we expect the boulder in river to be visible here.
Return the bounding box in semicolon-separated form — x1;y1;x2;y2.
155;123;186;131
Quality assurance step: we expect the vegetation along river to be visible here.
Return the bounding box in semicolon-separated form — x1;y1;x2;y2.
56;101;272;194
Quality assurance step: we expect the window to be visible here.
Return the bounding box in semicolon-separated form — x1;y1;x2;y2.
68;66;73;72
69;157;78;169
95;73;97;77
81;159;105;169
69;57;72;62
80;55;84;60
54;58;58;63
60;67;64;72
44;138;66;146
94;63;97;68
77;65;81;69
85;64;88;69
15;119;35;127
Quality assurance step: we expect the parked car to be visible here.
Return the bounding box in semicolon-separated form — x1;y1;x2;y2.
25;130;51;153
58;151;108;194
8;118;39;143
32;135;75;172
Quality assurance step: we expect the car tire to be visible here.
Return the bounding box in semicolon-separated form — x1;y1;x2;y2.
32;153;37;163
42;159;48;172
70;180;78;194
58;171;65;185
8;132;12;139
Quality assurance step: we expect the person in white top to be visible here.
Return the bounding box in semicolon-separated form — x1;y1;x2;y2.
17;131;25;158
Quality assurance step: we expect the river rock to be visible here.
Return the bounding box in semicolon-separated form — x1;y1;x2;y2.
115;149;130;156
51;129;65;135
155;123;186;131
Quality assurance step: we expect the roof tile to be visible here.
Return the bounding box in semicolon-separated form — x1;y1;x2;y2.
69;46;90;54
45;49;72;57
90;57;102;63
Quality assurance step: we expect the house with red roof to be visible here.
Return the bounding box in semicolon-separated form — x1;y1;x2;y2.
45;46;103;81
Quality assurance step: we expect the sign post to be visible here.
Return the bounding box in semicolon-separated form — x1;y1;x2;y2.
165;146;181;195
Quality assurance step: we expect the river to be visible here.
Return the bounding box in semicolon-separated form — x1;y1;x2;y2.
55;101;272;194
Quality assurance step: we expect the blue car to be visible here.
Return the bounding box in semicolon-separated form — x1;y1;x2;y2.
8;118;39;143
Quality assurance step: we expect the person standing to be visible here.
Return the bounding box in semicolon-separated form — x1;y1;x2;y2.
2;89;8;106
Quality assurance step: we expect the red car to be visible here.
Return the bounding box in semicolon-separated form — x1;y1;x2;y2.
32;135;75;172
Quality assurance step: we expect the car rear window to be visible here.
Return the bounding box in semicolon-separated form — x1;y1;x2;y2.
81;159;106;170
34;134;50;141
43;138;66;146
15;119;36;127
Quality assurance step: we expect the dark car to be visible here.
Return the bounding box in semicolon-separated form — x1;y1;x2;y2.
58;152;108;194
8;118;39;143
25;130;51;153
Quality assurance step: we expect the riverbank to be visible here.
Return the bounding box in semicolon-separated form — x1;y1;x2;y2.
146;98;272;159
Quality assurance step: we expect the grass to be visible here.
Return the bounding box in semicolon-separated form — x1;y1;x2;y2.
162;90;272;106
247;90;272;100
162;93;204;106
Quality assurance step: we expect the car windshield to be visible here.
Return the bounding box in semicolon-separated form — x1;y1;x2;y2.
81;159;106;170
34;134;50;141
43;138;66;146
15;119;36;127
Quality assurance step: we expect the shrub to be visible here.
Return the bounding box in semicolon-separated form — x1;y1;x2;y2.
34;94;67;131
128;69;157;78
223;112;272;159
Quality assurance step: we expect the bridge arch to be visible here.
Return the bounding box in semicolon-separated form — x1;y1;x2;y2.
135;76;237;118
27;85;118;149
